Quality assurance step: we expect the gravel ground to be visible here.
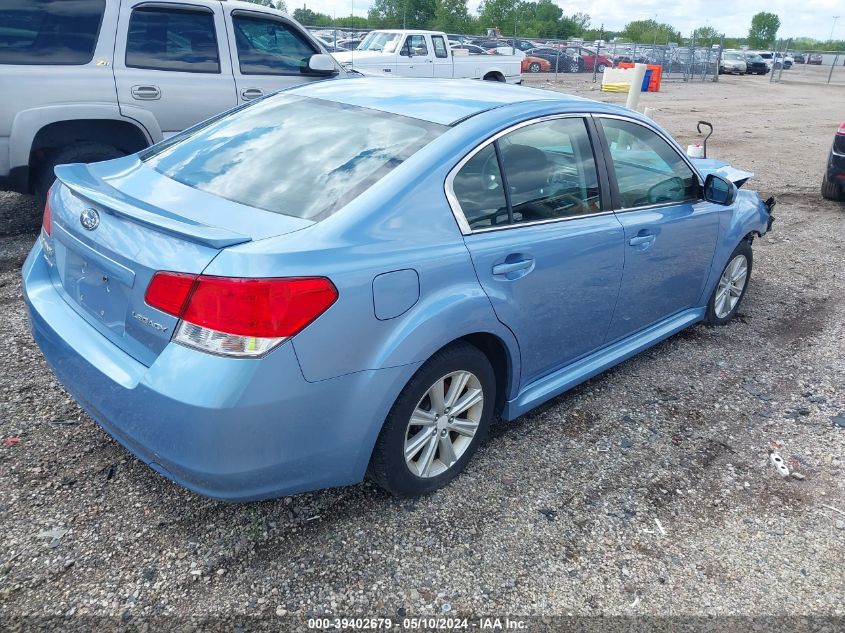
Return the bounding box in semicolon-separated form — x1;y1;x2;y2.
1;74;844;628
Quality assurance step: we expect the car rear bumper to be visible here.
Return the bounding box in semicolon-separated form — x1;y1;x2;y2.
22;243;416;501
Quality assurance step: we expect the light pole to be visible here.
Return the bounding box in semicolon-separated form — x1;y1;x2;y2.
831;16;840;42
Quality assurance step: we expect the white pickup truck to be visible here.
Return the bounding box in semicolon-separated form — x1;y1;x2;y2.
332;30;522;84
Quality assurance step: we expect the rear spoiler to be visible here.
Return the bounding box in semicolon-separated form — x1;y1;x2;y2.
54;164;252;249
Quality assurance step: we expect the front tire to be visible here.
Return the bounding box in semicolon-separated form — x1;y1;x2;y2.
369;342;496;497
821;174;843;201
704;241;753;325
596;63;607;72
528;62;541;73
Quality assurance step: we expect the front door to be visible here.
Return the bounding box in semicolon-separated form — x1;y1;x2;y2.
451;117;624;387
397;34;434;77
225;8;332;104
114;0;237;136
596;116;721;341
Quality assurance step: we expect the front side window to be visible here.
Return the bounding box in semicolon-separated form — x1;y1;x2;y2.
144;95;445;221
126;7;219;73
451;117;601;231
599;118;698;209
432;35;448;59
401;35;428;57
0;0;105;65
232;14;317;75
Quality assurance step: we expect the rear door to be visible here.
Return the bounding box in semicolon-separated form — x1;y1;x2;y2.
396;34;434;77
596;116;720;341
224;7;333;104
450;116;624;387
114;0;237;136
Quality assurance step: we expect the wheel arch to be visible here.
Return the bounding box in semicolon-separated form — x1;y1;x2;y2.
483;70;506;82
9;105;157;192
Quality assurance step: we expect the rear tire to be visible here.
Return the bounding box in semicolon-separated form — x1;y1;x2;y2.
597;63;607;72
34;142;124;206
821;174;843;201
704;241;753;326
368;342;496;497
528;62;541;73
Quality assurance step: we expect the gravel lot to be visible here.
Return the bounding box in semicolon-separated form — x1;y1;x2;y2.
1;73;844;627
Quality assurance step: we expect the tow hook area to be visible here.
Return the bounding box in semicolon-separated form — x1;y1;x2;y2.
763;196;776;231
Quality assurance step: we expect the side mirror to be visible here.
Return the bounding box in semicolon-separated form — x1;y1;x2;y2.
703;173;737;206
306;53;338;76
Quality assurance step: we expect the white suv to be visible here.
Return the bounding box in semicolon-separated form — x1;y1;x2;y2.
0;0;344;201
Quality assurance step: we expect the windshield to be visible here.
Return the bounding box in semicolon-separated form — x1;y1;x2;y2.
144;95;445;221
746;54;762;61
725;54;743;60
358;31;402;53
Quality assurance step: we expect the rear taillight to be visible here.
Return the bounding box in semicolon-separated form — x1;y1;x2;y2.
837;122;845;136
42;189;52;235
145;272;338;357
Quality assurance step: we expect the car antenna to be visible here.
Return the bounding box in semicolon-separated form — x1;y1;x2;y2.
697;121;713;158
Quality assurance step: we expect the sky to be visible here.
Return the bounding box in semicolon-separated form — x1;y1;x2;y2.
294;0;843;41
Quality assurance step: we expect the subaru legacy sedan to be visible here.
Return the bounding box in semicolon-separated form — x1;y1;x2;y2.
23;79;774;500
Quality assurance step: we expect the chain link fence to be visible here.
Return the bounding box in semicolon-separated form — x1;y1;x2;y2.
306;26;724;84
770;46;845;86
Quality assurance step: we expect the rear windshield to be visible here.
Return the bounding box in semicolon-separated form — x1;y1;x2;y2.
0;0;105;65
143;95;445;221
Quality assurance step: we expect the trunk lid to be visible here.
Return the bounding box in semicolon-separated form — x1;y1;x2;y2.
48;156;312;366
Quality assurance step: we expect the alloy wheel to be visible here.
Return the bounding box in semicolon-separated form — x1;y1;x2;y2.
404;371;484;478
714;254;748;318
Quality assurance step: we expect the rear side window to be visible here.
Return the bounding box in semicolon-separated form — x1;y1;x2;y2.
451;118;601;231
432;36;448;59
143;95;445;221
232;14;317;75
0;0;105;66
126;7;220;73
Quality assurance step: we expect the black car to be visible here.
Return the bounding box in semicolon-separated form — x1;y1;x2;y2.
525;47;582;72
742;52;769;75
822;122;845;201
793;53;805;63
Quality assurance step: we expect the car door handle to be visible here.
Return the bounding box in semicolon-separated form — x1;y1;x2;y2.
130;85;160;100
492;259;534;276
628;233;657;248
241;88;264;100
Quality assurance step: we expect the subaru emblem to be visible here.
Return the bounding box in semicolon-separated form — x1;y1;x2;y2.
80;208;100;231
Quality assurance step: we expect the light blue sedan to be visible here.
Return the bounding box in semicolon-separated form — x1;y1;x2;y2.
23;78;775;500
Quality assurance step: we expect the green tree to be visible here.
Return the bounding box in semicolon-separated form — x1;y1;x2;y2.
433;0;471;32
368;0;436;29
694;25;719;43
621;19;678;43
748;11;780;48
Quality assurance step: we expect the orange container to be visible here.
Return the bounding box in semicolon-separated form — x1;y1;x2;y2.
617;62;662;92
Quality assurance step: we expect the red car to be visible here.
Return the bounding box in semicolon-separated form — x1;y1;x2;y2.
565;46;614;72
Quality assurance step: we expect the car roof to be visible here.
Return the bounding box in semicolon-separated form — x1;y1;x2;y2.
289;78;605;126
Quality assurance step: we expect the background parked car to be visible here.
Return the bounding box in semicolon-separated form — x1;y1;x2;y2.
719;52;747;75
522;56;551;73
821;121;845;201
793;53;806;63
565;46;613;72
808;53;823;65
741;52;769;75
525;47;582;73
0;0;342;202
